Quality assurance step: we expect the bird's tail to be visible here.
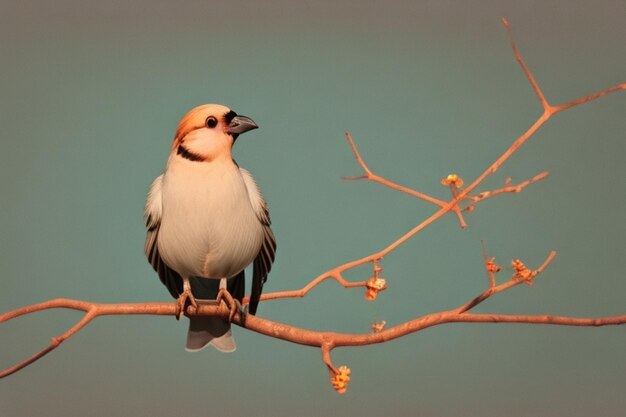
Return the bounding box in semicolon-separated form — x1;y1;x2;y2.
186;304;236;352
185;273;245;353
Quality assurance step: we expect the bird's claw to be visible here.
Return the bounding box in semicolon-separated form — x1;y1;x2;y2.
175;287;198;320
216;288;245;323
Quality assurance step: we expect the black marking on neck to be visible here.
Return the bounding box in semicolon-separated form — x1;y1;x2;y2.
225;110;240;142
224;110;237;124
177;145;205;162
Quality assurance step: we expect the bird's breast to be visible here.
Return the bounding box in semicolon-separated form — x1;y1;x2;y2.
157;159;264;278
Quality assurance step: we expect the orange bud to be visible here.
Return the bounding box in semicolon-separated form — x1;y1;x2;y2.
365;276;387;301
331;366;351;394
441;173;464;187
511;259;535;284
371;320;387;333
486;258;502;273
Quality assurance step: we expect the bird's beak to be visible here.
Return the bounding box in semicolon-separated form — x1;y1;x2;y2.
227;115;258;136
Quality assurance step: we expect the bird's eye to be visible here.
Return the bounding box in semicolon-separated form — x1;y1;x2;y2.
205;116;218;128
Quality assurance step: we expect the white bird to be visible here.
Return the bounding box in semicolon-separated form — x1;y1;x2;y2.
144;104;276;352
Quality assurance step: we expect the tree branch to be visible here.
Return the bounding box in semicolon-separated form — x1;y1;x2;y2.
3;292;625;380
2;19;625;394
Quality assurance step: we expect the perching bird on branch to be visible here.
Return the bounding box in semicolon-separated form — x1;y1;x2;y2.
144;104;276;352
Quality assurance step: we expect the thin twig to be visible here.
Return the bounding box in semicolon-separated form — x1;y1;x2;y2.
455;250;556;314
465;171;549;209
257;272;367;302
343;132;447;207
321;342;338;374
481;240;497;288
502;18;551;111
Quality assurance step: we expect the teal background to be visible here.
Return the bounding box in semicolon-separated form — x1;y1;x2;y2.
1;1;625;416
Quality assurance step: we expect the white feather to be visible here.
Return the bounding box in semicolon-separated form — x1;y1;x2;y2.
157;154;264;279
144;175;163;229
239;167;271;225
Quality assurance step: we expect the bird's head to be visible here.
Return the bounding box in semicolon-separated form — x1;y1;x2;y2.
171;104;258;162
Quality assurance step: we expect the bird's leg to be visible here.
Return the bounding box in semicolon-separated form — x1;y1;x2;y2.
216;288;244;323
175;277;198;320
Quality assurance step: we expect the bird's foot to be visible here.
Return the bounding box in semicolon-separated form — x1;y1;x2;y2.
175;287;198;320
216;288;244;323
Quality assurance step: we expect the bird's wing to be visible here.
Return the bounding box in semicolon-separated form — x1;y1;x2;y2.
144;174;184;298
240;168;277;315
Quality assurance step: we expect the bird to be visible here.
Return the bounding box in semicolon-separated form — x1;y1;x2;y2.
144;104;276;352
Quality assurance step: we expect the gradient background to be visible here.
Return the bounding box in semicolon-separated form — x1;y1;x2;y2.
1;1;625;416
